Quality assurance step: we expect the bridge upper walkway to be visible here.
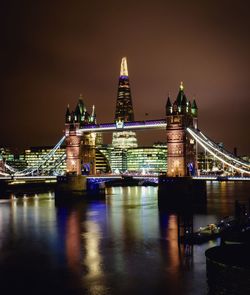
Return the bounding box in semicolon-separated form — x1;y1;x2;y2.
75;119;167;133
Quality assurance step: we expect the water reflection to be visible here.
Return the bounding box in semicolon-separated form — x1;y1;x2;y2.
207;181;250;216
1;193;59;251
0;182;250;294
83;220;102;278
66;211;81;274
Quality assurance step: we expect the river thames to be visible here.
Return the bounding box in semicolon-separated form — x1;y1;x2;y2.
0;181;250;294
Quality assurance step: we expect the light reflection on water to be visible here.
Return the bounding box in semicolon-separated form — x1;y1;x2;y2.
0;182;250;294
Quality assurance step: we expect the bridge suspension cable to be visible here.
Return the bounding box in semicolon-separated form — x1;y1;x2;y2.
187;128;250;175
4;163;18;173
0;170;10;176
38;152;66;175
198;130;250;169
14;136;66;176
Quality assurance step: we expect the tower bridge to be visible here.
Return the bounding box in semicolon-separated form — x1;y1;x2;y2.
1;57;250;179
64;58;201;177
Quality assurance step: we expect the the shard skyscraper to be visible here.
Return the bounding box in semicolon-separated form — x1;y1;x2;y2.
112;57;138;149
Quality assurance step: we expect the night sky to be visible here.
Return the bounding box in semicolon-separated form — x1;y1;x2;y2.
1;0;250;155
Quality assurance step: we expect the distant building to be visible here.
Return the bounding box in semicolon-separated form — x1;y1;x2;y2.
98;143;167;174
94;148;110;174
0;147;27;172
112;57;138;149
127;146;167;174
110;148;127;173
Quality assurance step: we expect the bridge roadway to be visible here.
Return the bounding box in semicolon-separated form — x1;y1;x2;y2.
1;175;250;185
89;175;250;182
0;176;57;183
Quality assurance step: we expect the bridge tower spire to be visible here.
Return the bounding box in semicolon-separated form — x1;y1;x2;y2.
65;97;96;175
166;82;197;177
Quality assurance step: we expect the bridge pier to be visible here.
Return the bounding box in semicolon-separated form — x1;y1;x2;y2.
56;174;105;202
57;174;87;192
158;176;206;211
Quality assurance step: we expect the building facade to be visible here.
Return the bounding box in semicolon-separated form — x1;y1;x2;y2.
0;148;27;172
99;144;167;174
24;146;66;175
127;146;167;174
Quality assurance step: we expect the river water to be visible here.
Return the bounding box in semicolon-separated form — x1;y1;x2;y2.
0;182;250;295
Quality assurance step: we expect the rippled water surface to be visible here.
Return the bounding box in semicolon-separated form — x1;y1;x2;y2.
1;182;250;294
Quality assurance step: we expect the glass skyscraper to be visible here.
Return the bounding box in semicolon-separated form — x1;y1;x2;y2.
112;57;138;149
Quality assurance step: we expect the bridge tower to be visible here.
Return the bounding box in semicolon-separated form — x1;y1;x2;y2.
65;95;97;175
166;83;198;177
65;114;81;175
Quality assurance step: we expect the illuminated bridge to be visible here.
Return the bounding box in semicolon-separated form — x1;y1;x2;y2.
1;82;249;179
1;120;250;178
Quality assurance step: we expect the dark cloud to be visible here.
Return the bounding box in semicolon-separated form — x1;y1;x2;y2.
1;0;250;154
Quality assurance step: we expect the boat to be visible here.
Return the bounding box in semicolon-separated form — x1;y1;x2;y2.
181;223;220;244
181;216;236;245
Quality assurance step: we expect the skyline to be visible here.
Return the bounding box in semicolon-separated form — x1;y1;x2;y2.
1;1;250;154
